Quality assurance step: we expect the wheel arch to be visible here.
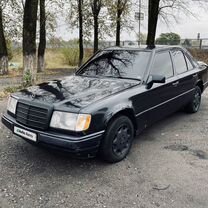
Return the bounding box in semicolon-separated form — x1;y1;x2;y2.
104;108;138;135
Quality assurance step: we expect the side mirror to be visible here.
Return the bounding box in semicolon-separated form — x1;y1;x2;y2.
146;74;166;89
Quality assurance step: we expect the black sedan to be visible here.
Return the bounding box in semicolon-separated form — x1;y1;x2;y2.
2;46;208;163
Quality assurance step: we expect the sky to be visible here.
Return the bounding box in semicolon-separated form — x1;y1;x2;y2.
55;2;208;41
155;4;208;39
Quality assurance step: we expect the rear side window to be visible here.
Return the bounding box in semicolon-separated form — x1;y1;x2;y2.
172;50;188;74
184;54;194;70
151;52;174;78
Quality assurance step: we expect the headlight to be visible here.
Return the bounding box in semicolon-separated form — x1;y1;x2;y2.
7;96;18;114
50;111;91;132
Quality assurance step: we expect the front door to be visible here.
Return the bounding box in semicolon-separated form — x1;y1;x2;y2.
140;51;180;126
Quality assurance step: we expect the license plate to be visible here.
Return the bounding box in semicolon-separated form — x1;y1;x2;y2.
14;126;37;142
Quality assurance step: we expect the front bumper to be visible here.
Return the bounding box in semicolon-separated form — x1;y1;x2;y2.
2;114;104;158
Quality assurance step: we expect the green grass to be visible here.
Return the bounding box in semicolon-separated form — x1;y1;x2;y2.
10;48;93;71
45;48;71;69
10;48;71;70
0;85;23;99
2;48;78;78
4;85;23;93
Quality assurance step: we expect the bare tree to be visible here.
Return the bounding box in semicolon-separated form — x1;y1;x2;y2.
146;0;208;48
146;0;160;48
78;0;84;66
0;3;8;75
91;0;102;53
37;0;66;72
37;0;46;73
107;0;131;46
159;0;196;25
115;0;128;46
23;0;38;86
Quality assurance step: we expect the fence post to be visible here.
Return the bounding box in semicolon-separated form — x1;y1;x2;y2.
199;39;202;50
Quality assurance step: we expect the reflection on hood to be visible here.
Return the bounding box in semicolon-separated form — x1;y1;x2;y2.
15;75;138;110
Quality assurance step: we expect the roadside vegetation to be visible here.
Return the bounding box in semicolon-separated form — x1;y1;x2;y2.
189;49;208;64
3;48;88;77
0;85;23;99
6;47;208;74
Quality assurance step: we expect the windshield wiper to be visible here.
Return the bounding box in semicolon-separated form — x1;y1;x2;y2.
78;74;141;82
120;77;141;82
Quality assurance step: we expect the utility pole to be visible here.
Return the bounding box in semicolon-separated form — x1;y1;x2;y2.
138;0;141;47
135;0;143;47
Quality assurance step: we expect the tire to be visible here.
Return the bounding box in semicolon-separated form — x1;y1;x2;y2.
99;115;134;163
185;86;202;113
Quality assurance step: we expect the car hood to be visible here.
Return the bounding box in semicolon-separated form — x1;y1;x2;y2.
14;75;139;112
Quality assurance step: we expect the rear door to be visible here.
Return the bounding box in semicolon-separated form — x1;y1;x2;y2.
171;49;196;107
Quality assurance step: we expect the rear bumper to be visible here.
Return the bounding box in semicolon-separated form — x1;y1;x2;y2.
2;114;104;158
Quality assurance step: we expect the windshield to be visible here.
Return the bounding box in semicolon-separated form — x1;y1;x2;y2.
77;50;151;80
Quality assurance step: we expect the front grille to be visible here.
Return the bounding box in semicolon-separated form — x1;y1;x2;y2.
16;102;51;130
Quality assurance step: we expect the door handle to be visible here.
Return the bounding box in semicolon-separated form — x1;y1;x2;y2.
193;74;197;78
172;81;179;87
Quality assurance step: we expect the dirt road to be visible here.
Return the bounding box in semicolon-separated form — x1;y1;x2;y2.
0;91;208;208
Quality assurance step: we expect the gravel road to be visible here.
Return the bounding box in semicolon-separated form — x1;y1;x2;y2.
0;91;208;208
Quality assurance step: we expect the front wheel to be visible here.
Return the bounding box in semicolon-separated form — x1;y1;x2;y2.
99;116;134;163
185;86;201;113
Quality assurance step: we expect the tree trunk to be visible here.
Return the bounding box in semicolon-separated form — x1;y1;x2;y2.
116;0;121;47
92;0;101;53
38;0;46;73
93;14;99;53
78;0;84;66
146;0;160;49
0;6;8;75
23;0;38;86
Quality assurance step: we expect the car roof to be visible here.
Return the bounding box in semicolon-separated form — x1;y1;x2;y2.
103;45;186;52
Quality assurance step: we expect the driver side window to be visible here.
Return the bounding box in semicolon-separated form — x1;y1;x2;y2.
151;52;174;78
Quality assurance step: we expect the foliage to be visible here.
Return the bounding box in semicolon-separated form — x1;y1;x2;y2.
0;0;67;41
0;85;23;99
61;47;80;66
38;0;70;39
69;0;92;41
48;36;64;49
23;70;32;87
10;48;79;70
182;39;191;47
136;33;147;44
1;0;23;41
106;0;133;32
156;32;181;45
68;0;115;42
4;85;23;94
61;46;93;66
